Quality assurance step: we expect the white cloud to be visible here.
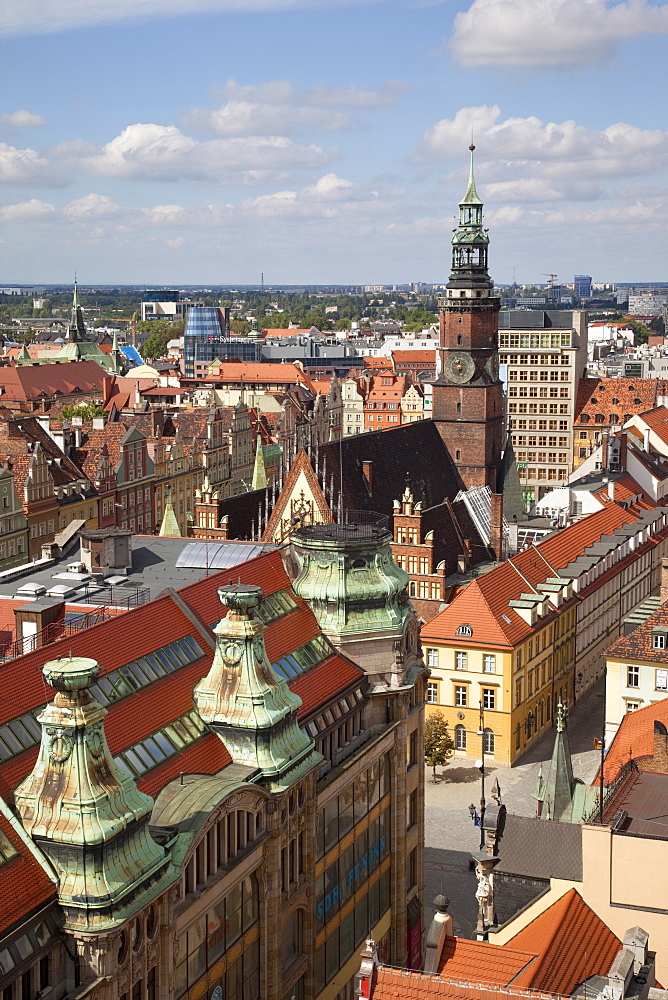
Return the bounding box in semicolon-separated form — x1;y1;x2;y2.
182;101;353;137
1;0;389;38
56;123;336;182
62;193;121;217
451;0;668;68
0;141;61;184
0;198;55;221
0;110;46;128
241;173;387;219
419;106;668;195
215;78;406;108
183;79;406;137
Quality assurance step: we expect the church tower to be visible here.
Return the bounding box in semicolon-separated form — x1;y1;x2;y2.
432;145;503;491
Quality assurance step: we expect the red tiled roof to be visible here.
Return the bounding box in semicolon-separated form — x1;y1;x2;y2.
634;406;668;448
437;936;535;983
508;889;621;994
422;504;650;649
371;967;556;1000
575;377;656;423
0;814;55;935
293;654;361;719
137;733;231;798
0;551;364;800
592;472;655;509
599;697;668;783
182;362;314;389
0;360;109;401
391;350;436;363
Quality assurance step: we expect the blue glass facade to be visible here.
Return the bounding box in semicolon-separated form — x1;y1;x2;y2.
183;306;229;377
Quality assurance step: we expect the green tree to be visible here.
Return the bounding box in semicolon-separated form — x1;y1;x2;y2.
61;401;106;420
424;711;454;783
230;318;251;336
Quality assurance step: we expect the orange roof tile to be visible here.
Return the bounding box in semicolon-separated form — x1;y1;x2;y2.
422;504;652;649
0;814;55;935
437;936;536;983
575;377;656;423
508;889;621;994
592;472;655;509
371;967;557;1000
598;697;668;783
635;406;668;448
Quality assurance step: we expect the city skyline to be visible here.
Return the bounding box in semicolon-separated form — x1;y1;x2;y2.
1;0;667;286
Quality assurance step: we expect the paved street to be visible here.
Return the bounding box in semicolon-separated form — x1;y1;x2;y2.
422;677;605;938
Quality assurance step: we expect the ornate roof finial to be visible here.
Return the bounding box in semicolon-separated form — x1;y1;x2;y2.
14;655;171;927
194;584;320;787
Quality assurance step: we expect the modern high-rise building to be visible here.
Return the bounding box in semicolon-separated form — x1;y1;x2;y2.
183;305;247;378
432;145;504;492
574;275;592;299
499;311;588;505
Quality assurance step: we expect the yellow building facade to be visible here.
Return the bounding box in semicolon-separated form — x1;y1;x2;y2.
423;604;576;766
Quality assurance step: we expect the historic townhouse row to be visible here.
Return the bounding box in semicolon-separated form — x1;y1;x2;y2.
422;498;668;764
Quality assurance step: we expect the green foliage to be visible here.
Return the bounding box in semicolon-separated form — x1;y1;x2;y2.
61;401;106;420
230;318;251;336
138;319;183;360
625;317;653;345
424;711;454;782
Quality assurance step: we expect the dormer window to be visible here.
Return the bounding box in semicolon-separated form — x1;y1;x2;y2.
652;630;667;650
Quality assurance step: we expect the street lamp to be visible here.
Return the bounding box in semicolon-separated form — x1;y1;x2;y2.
476;701;485;851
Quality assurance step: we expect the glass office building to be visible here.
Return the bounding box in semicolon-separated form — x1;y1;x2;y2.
184;306;229;377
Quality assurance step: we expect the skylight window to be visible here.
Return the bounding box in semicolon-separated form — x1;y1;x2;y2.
0;830;18;866
0;635;205;763
114;710;208;780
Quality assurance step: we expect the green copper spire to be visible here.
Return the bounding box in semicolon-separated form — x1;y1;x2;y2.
14;655;172;929
159;489;181;536
65;278;87;343
533;701;580;822
251;434;267;491
450;144;489;279
194;584;320;788
463;143;483;206
17;344;32;364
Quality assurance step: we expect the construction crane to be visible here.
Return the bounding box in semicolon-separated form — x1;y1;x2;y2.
542;273;559;303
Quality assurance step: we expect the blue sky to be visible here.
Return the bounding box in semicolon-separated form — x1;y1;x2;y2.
1;0;667;286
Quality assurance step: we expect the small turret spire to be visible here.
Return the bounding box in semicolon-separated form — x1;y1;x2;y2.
463;143;483;206
14;655;171;927
194;584;320;788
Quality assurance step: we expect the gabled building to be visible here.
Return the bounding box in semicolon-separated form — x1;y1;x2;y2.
604;589;668;744
0;414;97;558
0;466;29;572
574;378;659;471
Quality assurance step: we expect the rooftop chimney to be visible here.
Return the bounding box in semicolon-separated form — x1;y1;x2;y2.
661;556;668;605
608;479;615;501
362;460;373;494
490;493;504;562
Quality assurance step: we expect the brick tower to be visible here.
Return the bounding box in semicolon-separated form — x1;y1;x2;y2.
432;145;503;491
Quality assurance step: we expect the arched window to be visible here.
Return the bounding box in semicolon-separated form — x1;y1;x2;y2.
595;413;604;423
455;725;466;750
580;414;589;424
609;413;619;424
483;728;495;754
456;402;461;415
456;449;461;460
